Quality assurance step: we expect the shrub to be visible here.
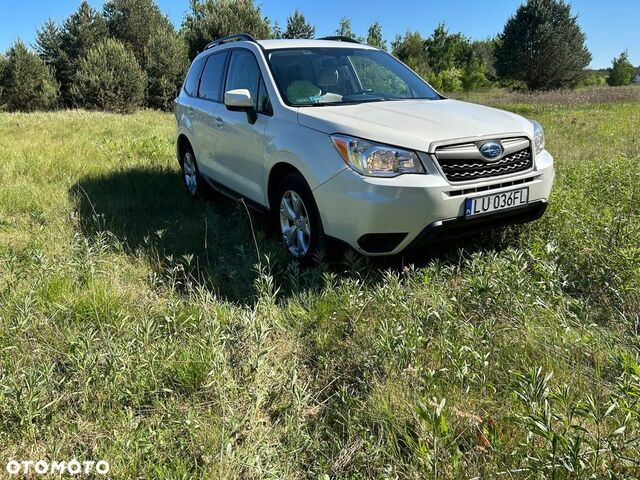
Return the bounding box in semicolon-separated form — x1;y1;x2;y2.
144;30;189;111
427;68;463;93
580;73;607;87
607;50;634;86
440;68;463;92
471;38;498;80
0;40;59;111
462;60;489;92
72;38;146;113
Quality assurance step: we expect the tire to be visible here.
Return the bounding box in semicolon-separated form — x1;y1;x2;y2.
180;145;212;200
274;173;325;262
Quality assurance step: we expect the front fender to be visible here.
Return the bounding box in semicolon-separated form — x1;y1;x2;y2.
264;119;346;194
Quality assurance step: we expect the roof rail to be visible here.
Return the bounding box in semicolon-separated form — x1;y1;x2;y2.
204;33;260;51
318;35;360;44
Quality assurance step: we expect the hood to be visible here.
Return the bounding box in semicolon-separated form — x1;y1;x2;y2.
296;99;534;152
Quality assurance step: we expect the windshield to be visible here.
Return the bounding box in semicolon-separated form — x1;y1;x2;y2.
266;47;441;106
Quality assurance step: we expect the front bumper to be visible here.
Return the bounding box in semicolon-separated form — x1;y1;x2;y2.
313;150;555;255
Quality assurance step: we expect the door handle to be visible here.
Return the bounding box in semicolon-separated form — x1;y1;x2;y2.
214;116;224;128
187;106;194;118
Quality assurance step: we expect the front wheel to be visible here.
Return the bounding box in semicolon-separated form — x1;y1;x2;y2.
275;174;324;261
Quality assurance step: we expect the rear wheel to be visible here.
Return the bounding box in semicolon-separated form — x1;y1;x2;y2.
274;174;324;261
180;146;211;199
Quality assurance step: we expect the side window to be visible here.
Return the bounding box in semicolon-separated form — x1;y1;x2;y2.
198;52;228;101
183;56;206;96
225;50;261;109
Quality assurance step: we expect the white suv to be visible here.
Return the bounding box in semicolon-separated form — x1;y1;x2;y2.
175;34;555;260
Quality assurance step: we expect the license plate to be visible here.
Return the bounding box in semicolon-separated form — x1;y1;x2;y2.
465;187;529;218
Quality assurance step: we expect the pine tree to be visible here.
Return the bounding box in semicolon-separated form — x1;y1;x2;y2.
145;30;190;110
391;32;429;78
0;40;59;111
182;0;272;59
52;1;109;104
424;23;470;75
0;54;6;100
366;22;386;50
495;0;591;90
271;21;282;39
60;1;109;68
72;38;146;113
471;38;498;80
282;10;315;39
103;0;173;62
336;17;360;41
34;20;65;68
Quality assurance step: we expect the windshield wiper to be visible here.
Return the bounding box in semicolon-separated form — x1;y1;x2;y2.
305;98;389;107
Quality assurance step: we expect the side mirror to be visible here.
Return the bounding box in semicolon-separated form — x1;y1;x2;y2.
224;88;253;109
224;88;257;124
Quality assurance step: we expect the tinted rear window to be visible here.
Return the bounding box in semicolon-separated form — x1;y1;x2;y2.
183;56;206;97
198;52;228;101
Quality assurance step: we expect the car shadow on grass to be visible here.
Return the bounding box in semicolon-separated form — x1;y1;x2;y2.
72;166;524;303
72;166;294;303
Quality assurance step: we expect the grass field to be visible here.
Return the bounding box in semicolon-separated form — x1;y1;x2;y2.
1;90;639;478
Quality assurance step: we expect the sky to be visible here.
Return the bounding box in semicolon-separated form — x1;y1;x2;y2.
0;0;638;69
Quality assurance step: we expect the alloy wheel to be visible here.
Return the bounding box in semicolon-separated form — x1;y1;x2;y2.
183;152;197;195
279;190;311;258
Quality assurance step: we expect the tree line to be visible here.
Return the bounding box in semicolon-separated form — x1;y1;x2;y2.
0;0;637;114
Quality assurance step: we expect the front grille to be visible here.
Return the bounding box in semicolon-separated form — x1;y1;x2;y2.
434;141;533;182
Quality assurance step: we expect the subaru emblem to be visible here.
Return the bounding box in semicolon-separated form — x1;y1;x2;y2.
479;142;503;161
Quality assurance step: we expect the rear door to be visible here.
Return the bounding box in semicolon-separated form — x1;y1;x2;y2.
214;48;271;203
191;50;228;178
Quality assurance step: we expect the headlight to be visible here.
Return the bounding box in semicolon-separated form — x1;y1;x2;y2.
331;134;425;177
530;120;545;154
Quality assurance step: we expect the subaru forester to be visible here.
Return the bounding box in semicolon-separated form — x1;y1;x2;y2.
174;34;555;260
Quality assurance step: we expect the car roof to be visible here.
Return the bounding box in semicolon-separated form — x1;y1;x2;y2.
192;38;378;62
257;39;377;50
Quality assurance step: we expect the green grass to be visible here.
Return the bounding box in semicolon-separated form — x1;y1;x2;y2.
0;97;639;478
